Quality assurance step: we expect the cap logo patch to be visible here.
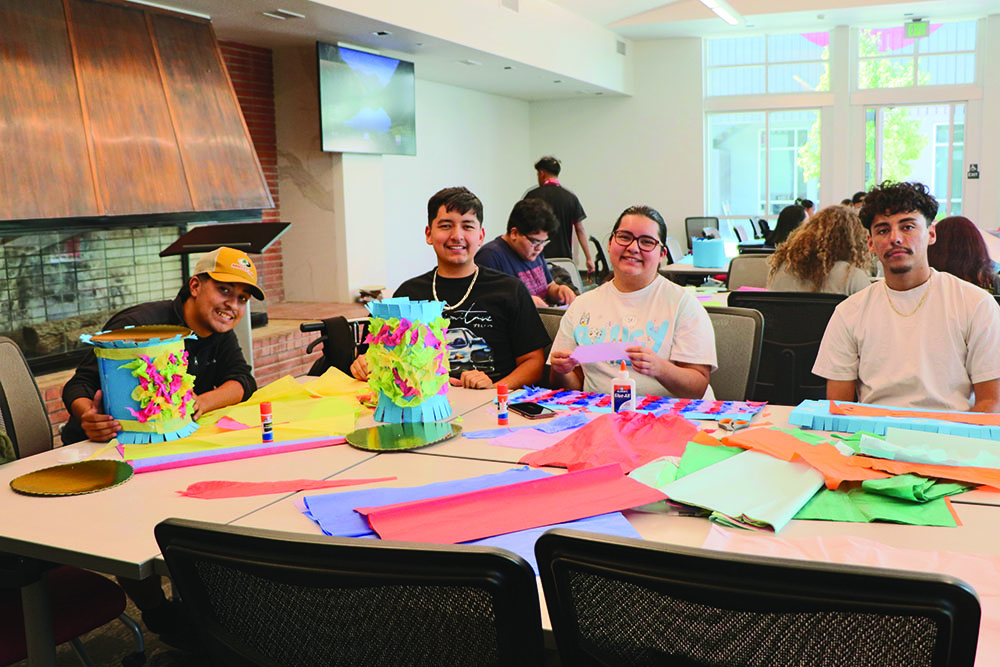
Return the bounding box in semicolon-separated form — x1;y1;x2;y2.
231;258;255;277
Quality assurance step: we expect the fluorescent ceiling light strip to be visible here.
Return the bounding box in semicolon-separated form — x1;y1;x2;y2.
699;0;720;8
712;6;739;25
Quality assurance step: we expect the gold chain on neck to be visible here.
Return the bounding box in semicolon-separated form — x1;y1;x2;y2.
884;273;932;317
432;265;479;311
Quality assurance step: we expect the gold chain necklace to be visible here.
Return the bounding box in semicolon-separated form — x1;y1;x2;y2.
432;266;479;311
884;274;932;317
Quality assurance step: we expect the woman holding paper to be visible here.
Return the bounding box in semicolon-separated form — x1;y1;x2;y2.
548;205;717;399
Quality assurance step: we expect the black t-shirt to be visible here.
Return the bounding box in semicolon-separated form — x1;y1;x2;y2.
395;267;550;382
523;183;586;259
61;292;256;445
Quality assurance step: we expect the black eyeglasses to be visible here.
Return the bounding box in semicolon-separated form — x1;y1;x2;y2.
525;236;550;249
611;230;662;252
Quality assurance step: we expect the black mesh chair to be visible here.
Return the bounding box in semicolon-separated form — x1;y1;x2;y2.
155;518;545;667
726;291;846;404
536;528;981;667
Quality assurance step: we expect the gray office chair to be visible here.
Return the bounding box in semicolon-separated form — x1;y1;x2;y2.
726;254;771;290
664;237;685;264
704;307;763;401
0;337;145;667
684;217;720;252
537;306;566;387
547;258;584;294
537;528;981;667
156;518;545;667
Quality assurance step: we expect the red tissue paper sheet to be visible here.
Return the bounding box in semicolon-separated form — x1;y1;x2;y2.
356;464;665;544
178;477;397;499
519;411;698;472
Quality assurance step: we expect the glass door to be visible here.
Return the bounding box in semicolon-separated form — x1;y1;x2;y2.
864;102;965;217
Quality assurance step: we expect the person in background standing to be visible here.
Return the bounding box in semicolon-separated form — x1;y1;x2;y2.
524;156;595;273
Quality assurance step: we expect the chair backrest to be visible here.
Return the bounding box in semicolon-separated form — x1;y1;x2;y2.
306;317;369;377
726;255;770;290
156;518;545;667
704;306;763;401
747;217;762;238
727;291;846;404
588;235;610;282
737;244;775;255
548;258;584;294
537;306;566;387
536;528;981;667
684;217;720;252
732;223;751;243
664;237;685;264
0;337;52;458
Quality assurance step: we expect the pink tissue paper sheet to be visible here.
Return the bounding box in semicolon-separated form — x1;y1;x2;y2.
702;526;1000;666
520;411;698;472
178;476;397;499
356;463;666;544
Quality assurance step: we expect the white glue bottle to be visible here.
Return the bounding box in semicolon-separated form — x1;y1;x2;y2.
612;360;636;413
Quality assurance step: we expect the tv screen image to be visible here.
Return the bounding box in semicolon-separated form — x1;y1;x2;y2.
317;42;416;156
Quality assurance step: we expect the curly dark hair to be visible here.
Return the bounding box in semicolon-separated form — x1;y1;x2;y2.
927;216;996;290
858;181;938;230
768;205;871;291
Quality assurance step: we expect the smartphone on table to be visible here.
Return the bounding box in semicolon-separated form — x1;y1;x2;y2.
509;402;557;420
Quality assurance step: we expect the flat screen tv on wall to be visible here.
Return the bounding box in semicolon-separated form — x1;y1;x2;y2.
317;42;416;156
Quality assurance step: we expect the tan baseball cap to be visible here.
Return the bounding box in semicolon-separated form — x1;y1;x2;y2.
193;247;265;300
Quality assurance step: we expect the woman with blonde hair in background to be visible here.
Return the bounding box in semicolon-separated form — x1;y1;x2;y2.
767;205;872;295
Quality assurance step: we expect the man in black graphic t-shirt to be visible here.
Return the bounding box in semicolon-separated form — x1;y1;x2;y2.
351;187;549;389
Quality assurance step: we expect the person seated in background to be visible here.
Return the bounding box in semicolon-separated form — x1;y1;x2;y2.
840;198;853;206
549;205;717;399
766;205;872;296
351;186;549;390
814;181;1000;412
851;191;867;209
795;197;815;218
764;204;807;247
927;216;1000;294
475;198;576;307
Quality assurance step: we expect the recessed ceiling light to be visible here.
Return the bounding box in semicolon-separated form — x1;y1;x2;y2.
373;30;391;36
503;65;514;70
458;58;483;66
273;8;304;19
553;79;562;84
261;11;286;20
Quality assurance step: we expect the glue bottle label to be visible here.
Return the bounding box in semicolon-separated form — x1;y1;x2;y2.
613;383;635;413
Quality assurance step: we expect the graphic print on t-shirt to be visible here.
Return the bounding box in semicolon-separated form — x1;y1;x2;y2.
571;311;671;370
446;302;496;376
517;266;549;297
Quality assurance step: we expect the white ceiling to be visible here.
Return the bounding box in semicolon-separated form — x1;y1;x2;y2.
142;0;996;101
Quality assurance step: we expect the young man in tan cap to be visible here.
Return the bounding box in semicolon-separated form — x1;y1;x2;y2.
59;247;264;646
61;246;264;445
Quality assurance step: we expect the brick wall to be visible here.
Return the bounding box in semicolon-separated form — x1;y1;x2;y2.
219;41;284;303
253;329;324;388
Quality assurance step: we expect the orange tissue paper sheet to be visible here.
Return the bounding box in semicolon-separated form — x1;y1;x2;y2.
356;464;666;544
830;401;1000;426
722;427;890;490
848;457;1000;491
518;411;698;472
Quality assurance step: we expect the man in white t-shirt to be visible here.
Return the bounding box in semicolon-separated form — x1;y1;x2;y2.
549;205;717;398
814;181;1000;412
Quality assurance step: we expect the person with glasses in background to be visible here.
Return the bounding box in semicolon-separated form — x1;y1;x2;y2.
476;198;577;307
548;205;717;399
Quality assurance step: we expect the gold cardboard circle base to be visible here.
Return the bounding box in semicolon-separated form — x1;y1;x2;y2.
10;460;134;496
346;422;462;452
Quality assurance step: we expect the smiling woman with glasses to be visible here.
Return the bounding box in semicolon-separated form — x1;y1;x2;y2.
547;204;718;400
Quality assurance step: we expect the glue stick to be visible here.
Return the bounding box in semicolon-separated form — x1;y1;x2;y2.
612;361;636;413
496;382;509;425
260;401;274;442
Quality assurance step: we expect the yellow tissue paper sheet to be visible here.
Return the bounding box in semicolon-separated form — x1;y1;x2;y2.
301;368;370;397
